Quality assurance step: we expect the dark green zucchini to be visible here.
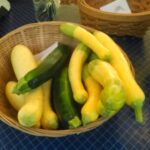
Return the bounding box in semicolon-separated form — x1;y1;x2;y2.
52;67;81;129
13;44;71;94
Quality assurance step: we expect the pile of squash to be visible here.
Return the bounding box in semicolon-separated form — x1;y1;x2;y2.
5;23;145;130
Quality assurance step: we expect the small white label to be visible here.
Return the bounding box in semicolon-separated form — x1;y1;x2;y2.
34;42;58;61
100;0;131;14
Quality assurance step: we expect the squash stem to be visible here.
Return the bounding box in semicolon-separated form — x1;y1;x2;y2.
134;106;143;124
13;78;31;95
82;112;99;126
60;23;76;37
132;101;144;124
68;116;81;128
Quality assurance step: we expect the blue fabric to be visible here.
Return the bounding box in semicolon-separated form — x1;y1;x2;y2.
0;0;36;37
0;0;150;149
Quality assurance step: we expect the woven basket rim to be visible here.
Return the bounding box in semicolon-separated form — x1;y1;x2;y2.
0;22;61;43
0;21;111;137
0;21;134;137
0;110;110;137
78;0;150;20
0;21;96;43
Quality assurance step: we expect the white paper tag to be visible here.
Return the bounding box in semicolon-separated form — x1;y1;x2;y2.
34;42;58;61
100;0;131;14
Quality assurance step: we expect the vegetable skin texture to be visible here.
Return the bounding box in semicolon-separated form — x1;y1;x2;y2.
88;59;125;117
18;87;43;127
13;44;71;94
5;81;25;111
81;65;104;125
11;44;43;127
60;23;111;61
94;31;145;123
52;67;81;129
41;80;58;129
11;44;37;80
68;43;90;104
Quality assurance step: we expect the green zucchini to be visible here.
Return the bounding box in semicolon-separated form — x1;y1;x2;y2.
13;44;71;94
52;67;81;129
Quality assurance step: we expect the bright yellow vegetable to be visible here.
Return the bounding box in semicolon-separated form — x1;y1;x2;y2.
41;80;58;129
69;43;90;104
11;44;43;127
11;44;37;80
94;31;145;123
88;59;125;117
60;23;111;61
5;81;25;111
88;59;120;86
18;87;43;127
5;81;41;128
81;65;104;125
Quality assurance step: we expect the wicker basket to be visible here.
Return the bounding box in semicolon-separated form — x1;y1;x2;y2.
78;0;150;37
0;21;133;137
61;0;77;4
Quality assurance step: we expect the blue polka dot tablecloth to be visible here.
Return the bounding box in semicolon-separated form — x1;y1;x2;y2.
0;0;150;150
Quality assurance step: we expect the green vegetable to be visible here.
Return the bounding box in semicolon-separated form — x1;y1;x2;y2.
13;44;71;94
52;67;81;129
100;80;126;117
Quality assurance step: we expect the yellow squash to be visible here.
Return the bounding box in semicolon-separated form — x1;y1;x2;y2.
94;31;145;123
69;43;90;104
5;81;25;111
41;80;58;129
60;23;111;61
81;65;104;125
5;81;41;128
11;44;37;80
11;44;43;127
88;59;125;117
18;87;43;127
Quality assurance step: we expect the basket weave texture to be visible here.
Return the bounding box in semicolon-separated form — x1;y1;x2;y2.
78;0;150;37
0;21;133;137
61;0;77;4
